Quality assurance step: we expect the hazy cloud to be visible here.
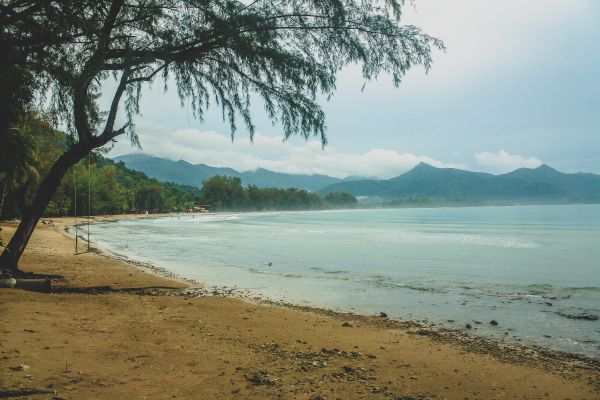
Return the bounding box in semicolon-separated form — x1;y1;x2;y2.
474;150;543;173
109;122;465;179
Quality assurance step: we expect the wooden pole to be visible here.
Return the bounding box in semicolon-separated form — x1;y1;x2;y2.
87;154;90;252
74;169;77;254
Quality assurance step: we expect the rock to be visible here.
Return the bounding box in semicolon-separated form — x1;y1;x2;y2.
465;323;472;329
342;321;353;327
379;312;388;318
556;311;599;321
342;365;354;373
10;364;30;371
245;370;279;387
0;278;17;288
490;320;498;326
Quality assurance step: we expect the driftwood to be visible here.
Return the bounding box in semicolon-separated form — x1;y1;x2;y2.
0;278;51;293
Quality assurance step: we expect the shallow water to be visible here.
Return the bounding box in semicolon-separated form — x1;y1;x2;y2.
90;204;600;357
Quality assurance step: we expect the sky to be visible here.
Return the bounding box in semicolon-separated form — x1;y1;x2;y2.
105;0;600;179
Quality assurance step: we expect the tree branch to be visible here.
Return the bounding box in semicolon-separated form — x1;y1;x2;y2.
99;68;131;140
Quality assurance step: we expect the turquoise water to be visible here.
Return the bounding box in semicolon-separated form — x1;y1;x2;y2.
90;205;600;357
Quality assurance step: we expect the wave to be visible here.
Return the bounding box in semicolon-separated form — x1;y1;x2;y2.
309;266;348;274
247;267;303;279
373;231;538;249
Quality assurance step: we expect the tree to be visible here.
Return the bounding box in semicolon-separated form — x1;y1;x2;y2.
201;175;248;210
0;0;442;273
325;191;357;207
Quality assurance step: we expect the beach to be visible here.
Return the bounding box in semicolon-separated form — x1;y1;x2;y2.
1;218;599;400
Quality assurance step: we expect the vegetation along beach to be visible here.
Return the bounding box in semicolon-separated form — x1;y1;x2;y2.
2;0;599;399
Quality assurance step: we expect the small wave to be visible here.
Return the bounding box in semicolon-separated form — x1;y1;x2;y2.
455;282;600;303
196;215;240;223
555;309;599;321
360;276;446;293
376;231;538;249
247;267;303;279
309;266;348;275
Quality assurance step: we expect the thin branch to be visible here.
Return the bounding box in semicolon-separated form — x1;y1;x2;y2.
98;68;131;140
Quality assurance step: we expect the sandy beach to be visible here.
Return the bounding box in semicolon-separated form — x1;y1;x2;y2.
1;217;599;399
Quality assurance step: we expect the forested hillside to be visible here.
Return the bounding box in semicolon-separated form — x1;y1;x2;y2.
1;116;203;218
1;117;357;218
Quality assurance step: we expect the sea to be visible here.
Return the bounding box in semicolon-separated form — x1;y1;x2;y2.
88;204;600;358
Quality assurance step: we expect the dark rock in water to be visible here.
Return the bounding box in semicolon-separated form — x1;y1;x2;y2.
474;321;482;324
490;320;498;326
465;323;472;329
556;311;599;321
379;312;388;318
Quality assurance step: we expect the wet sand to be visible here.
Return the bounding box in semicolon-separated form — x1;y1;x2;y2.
0;218;598;399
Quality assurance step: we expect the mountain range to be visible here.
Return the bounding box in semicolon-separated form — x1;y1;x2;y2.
113;153;600;204
113;153;343;191
318;162;600;203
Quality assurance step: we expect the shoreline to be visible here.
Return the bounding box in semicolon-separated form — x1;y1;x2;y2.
82;212;600;362
65;215;600;370
1;217;599;399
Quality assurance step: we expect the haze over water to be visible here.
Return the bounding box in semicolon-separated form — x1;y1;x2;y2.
90;204;600;357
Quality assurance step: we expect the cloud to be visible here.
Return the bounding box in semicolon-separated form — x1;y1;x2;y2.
474;150;543;173
398;0;592;85
108;121;465;179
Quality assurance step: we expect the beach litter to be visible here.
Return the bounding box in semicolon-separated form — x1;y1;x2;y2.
10;364;30;371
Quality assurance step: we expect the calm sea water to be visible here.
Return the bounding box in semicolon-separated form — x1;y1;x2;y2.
89;205;600;357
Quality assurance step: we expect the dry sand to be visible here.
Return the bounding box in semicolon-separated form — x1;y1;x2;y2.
0;218;598;399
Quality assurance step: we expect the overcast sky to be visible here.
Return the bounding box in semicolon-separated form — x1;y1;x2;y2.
105;0;600;179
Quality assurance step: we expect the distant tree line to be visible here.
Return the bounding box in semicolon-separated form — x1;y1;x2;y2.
199;176;357;211
1;116;357;218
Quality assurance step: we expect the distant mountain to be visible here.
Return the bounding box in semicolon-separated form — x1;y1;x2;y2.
318;162;600;204
114;154;600;204
113;153;342;191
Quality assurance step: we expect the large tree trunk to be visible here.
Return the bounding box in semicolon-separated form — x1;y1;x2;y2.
0;180;7;218
0;142;89;274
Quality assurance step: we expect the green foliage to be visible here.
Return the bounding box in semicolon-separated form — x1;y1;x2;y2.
324;192;358;208
200;175;354;211
201;176;247;210
0;114;65;217
0;117;203;218
53;157;204;216
2;0;442;148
